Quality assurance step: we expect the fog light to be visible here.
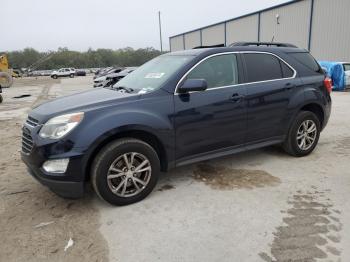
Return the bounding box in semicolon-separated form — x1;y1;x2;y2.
42;159;69;174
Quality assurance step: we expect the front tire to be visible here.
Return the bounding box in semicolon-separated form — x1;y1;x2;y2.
52;75;58;79
91;138;160;206
70;74;74;78
283;111;321;157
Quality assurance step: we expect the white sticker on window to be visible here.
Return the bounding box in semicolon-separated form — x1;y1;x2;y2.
145;73;165;79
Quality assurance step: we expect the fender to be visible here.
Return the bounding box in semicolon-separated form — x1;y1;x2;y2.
286;80;328;133
70;107;175;177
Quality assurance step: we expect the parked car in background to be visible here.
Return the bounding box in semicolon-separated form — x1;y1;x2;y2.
319;61;348;91
341;62;350;87
75;69;87;76
51;68;76;79
22;42;332;206
94;67;114;79
103;67;138;88
93;67;125;88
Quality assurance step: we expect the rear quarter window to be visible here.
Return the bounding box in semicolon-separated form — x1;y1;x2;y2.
289;52;322;73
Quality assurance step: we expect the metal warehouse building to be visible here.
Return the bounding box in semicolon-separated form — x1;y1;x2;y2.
169;0;350;61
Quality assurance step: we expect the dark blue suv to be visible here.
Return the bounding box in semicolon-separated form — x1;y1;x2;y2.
21;42;332;206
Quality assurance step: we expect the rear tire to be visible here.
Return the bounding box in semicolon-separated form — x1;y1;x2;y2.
283;111;321;157
91;138;160;206
0;94;3;103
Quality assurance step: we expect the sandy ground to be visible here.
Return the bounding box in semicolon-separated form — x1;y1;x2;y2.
0;77;108;262
0;76;349;262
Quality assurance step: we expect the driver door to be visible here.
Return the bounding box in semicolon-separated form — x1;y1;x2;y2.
174;53;247;164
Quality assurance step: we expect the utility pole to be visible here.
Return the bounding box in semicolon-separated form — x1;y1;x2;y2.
158;11;163;52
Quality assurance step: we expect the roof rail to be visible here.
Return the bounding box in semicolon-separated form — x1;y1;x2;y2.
193;44;226;49
230;42;298;48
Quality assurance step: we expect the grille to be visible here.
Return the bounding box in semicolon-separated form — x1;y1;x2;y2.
26;116;39;127
22;129;34;154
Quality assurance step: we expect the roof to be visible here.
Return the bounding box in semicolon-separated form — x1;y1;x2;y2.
170;0;303;39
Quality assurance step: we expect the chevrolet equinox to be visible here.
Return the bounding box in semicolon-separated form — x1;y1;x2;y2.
21;42;332;206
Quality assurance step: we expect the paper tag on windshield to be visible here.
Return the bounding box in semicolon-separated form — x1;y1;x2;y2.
145;73;165;79
138;87;155;94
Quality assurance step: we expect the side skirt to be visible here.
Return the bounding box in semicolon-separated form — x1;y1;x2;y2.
175;136;284;168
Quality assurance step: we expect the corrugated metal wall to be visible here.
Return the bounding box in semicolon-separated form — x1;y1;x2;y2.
184;31;201;49
226;14;259;45
201;24;225;46
169;35;184;51
311;0;350;61
169;0;350;61
260;0;311;49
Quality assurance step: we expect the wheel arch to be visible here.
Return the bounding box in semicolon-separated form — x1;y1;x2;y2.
285;101;325;138
85;128;168;181
299;103;325;127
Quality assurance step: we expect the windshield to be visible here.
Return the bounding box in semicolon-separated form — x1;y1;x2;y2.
112;55;193;94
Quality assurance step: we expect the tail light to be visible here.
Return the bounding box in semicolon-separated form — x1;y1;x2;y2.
324;77;332;93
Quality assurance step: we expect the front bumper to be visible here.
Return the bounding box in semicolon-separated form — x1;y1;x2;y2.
20;121;88;199
26;165;84;199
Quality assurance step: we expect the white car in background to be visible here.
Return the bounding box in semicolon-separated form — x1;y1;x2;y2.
341;62;350;87
93;67;136;88
51;68;76;79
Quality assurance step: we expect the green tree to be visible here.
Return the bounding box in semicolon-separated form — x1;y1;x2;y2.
4;47;165;70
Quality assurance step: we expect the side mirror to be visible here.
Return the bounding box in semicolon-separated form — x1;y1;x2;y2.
178;79;208;93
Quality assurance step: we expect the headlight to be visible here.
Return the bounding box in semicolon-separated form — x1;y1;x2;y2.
39;112;84;139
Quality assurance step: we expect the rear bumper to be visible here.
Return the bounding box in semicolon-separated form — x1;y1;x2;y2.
322;96;332;131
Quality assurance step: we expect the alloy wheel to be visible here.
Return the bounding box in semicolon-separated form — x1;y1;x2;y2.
107;152;152;197
296;120;317;151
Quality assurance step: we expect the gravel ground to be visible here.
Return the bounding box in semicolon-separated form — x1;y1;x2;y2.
0;77;349;262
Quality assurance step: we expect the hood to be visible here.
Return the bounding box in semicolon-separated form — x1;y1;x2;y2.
30;88;137;122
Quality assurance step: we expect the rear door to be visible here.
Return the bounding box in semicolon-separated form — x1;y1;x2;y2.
242;52;300;144
174;53;247;162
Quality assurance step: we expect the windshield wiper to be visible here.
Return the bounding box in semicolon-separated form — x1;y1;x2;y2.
111;86;134;93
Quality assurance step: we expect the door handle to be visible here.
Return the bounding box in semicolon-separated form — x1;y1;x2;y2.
230;93;244;102
284;83;296;91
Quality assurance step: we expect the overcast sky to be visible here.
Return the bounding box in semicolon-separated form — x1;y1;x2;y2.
2;0;290;52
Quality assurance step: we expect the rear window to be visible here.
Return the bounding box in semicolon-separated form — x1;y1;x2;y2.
243;53;293;82
289;52;322;73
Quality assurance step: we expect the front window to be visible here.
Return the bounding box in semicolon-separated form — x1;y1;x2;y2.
185;54;239;89
112;55;193;94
